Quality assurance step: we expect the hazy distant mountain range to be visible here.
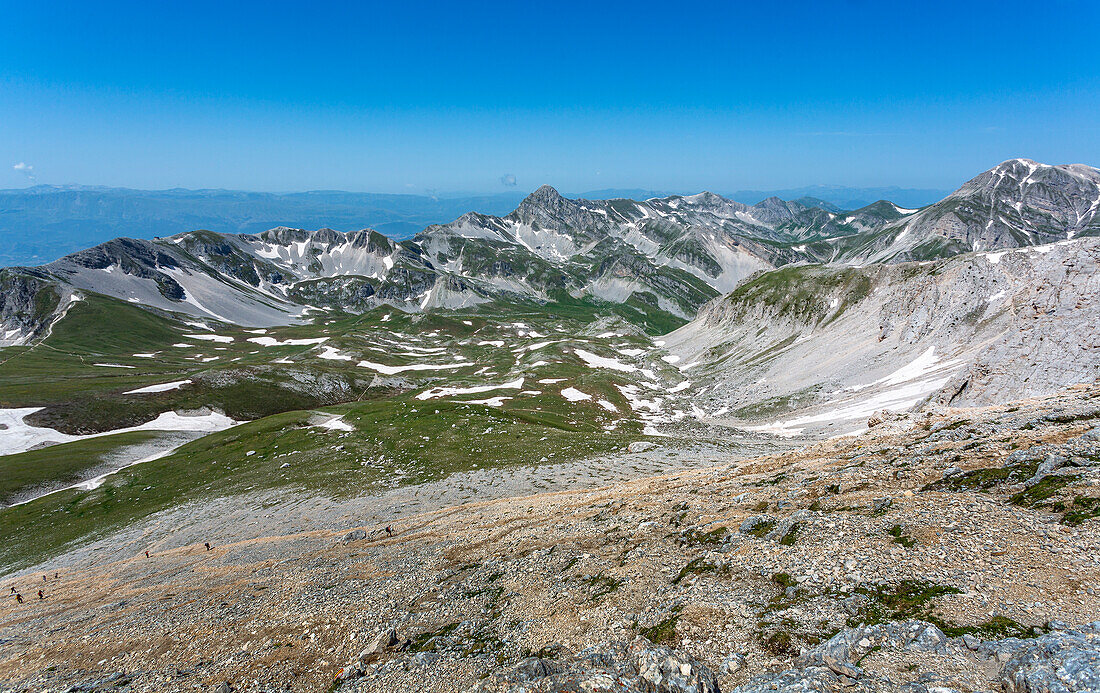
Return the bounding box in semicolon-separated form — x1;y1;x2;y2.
0;183;952;268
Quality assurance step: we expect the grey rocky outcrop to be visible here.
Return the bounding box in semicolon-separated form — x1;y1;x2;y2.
468;637;720;693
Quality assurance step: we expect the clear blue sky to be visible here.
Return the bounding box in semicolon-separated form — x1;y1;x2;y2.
2;0;1097;194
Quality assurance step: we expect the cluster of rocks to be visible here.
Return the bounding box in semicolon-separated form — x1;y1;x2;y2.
469;637;719;693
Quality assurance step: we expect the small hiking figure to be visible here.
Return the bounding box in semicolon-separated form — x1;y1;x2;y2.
204;542;211;551
8;586;14;594
37;590;44;600
385;526;393;536
54;572;58;579
42;575;46;582
145;551;150;558
15;594;22;603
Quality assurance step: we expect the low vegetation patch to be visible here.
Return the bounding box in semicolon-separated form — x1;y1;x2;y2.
887;524;917;548
848;580;962;627
673;557;717;584
921;462;1038;493
639;608;682;645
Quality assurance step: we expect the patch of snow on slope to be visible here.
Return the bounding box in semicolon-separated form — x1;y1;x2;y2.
416;378;524;400
575;349;637;373
0;408;238;457
317;346;353;361
248;336;329;347
465;396;511;407
125;379;192;394
357;360;473;375
750;375;955;438
561;387;592;402
318;417;354;432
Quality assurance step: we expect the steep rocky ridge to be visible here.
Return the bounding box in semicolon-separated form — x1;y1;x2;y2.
836;159;1100;264
664;238;1100;436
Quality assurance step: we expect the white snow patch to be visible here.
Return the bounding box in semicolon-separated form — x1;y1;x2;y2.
357;360;473;375
317;346;353;361
561;387;592;402
575;349;637;373
465;396;511;407
248;336;329;347
416;378;524;400
125;379;192;394
0;408;237;457
318;417;354;432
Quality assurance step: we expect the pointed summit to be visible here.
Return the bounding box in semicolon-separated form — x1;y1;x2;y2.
520;184;567;207
510;184;587;227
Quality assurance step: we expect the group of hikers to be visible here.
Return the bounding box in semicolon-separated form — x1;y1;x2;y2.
9;529;395;607
9;541;220;606
8;572;57;603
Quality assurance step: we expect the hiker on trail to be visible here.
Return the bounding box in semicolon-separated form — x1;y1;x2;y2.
385;526;393;536
37;590;43;600
42;575;46;582
204;542;211;551
15;594;22;603
145;551;150;558
8;586;13;594
54;572;58;579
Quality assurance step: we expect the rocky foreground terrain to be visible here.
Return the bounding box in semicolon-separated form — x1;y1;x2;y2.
2;383;1100;692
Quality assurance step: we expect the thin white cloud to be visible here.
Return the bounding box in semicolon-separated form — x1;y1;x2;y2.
13;162;36;183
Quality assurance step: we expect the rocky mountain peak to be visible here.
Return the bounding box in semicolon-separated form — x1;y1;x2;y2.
518;184;567;209
509;184;595;231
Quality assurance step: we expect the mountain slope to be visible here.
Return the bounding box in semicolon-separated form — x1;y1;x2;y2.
663;237;1100;436
837;159;1100;263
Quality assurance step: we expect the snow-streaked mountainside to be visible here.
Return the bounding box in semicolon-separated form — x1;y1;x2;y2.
833;159;1100;264
0;159;1098;347
663;237;1100;436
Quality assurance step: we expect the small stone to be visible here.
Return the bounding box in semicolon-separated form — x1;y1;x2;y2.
365;627;398;655
720;653;745;674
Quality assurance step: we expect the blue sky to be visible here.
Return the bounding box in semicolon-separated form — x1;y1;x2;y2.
1;0;1097;194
